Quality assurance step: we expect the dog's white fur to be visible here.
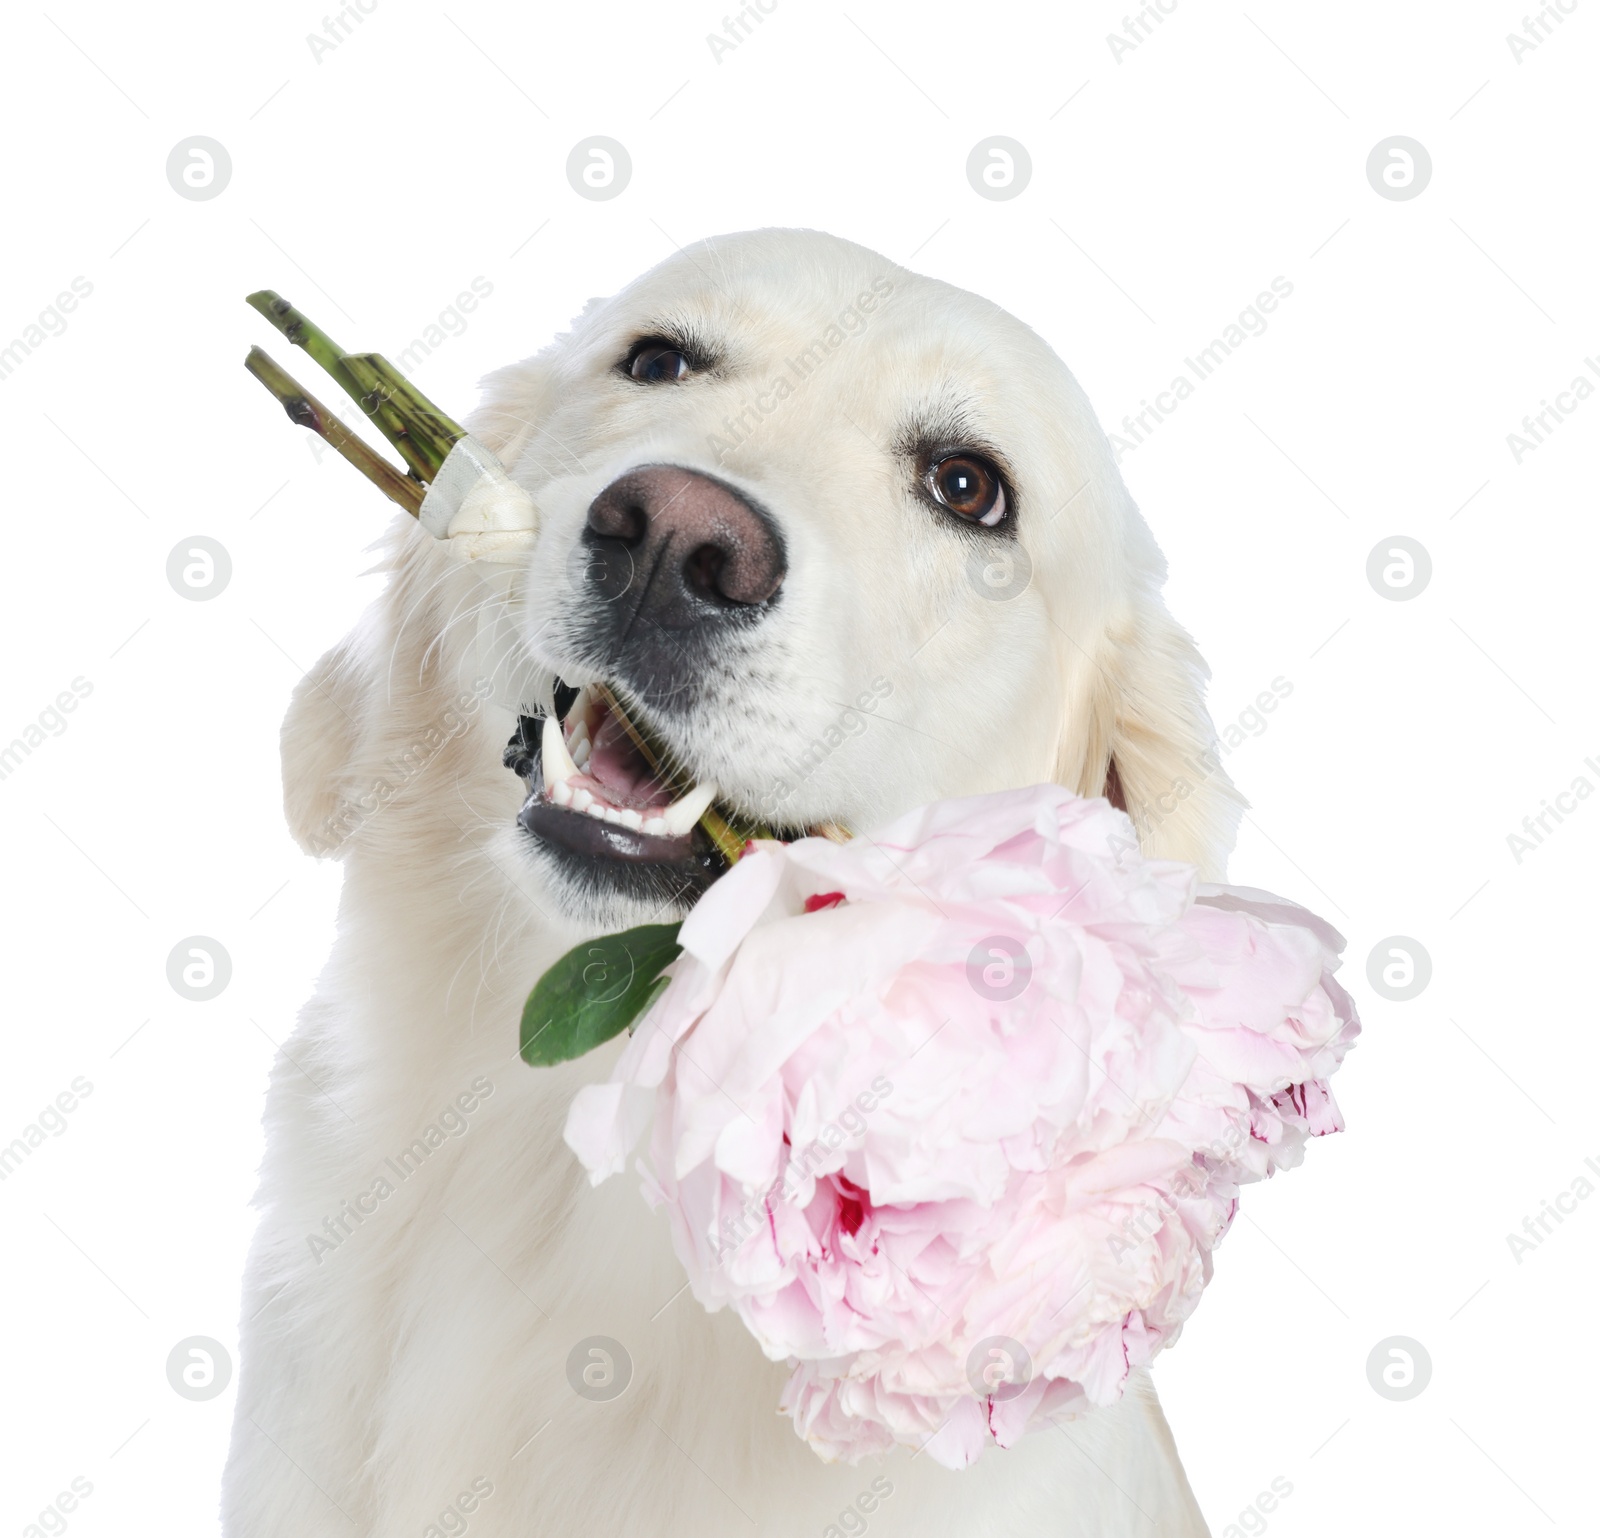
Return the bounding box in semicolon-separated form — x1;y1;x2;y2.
222;230;1241;1536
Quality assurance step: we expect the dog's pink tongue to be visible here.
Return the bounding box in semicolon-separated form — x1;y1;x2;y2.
587;708;674;810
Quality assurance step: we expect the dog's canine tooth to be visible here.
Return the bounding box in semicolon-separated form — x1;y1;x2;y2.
660;781;717;837
541;714;579;790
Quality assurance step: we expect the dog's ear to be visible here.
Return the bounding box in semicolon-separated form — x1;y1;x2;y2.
1054;536;1245;879
281;631;373;859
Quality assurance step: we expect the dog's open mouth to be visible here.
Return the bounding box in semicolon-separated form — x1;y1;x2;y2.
506;681;849;908
505;681;777;903
507;681;720;855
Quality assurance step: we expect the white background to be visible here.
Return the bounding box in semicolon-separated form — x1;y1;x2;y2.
2;2;1596;1533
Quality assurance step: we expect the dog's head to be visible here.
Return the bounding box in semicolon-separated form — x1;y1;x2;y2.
283;229;1240;933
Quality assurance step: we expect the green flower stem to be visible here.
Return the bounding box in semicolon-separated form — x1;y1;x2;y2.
246;290;466;481
342;353;465;478
593;683;769;864
243;346;423;515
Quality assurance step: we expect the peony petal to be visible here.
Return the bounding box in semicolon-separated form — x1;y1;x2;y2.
556;783;1358;1466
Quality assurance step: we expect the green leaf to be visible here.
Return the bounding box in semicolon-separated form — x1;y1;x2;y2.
520;922;684;1067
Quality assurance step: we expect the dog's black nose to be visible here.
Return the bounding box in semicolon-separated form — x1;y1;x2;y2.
580;466;786;628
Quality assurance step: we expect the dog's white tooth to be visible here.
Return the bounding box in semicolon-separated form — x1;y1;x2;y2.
660;781;718;838
573;739;591;768
585;803;607;820
571;787;593;812
541;714;579;787
552;780;573;807
616;809;644;832
643;816;668;837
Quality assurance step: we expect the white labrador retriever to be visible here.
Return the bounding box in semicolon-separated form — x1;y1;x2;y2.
222;229;1241;1536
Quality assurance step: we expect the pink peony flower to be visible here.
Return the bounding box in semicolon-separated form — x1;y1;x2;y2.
564;785;1359;1468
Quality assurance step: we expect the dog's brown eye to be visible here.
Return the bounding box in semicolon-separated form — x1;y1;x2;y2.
627;341;692;383
928;454;1007;527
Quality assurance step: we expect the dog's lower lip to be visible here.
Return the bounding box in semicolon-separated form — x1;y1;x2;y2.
518;796;696;864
